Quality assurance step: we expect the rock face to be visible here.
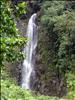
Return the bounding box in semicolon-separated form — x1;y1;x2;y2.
9;0;67;97
10;0;41;86
32;24;67;97
9;16;66;97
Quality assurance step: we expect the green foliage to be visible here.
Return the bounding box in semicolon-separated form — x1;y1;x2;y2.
1;69;75;100
40;0;75;72
14;2;27;17
54;11;75;73
40;1;65;64
1;80;57;100
0;0;27;65
64;73;75;100
66;73;75;92
1;70;58;100
39;0;75;97
1;0;75;99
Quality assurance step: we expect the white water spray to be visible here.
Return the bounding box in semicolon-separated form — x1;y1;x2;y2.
22;13;37;89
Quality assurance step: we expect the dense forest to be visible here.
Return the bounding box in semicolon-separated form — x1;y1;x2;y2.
1;0;75;100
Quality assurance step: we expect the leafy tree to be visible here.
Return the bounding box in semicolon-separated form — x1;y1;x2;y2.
40;0;75;73
0;0;27;66
39;0;75;96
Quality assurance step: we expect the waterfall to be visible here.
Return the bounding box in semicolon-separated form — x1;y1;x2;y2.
22;13;37;89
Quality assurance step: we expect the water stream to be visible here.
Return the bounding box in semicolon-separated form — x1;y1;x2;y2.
22;13;37;89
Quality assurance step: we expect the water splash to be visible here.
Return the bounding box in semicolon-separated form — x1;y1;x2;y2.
22;13;37;89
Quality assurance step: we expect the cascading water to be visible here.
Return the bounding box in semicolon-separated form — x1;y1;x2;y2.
22;13;37;89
